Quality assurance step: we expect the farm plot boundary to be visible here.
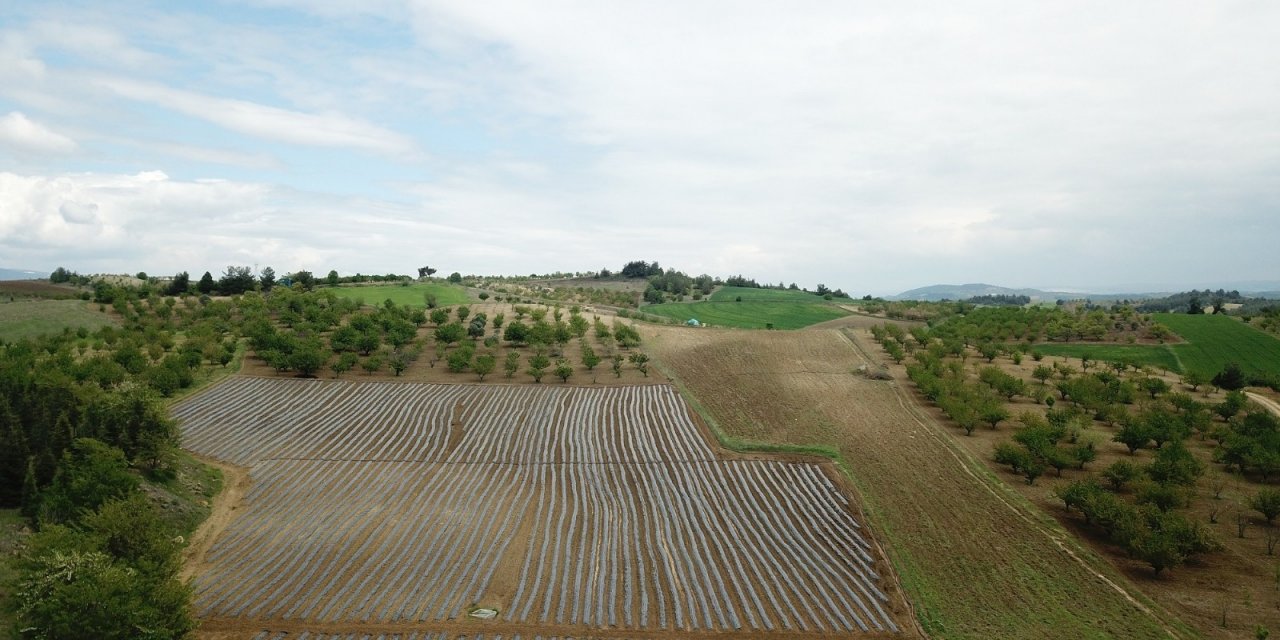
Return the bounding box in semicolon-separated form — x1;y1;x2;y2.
177;378;913;637
642;325;1189;639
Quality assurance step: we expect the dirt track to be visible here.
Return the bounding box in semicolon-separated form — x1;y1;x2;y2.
182;455;250;583
1248;391;1280;418
644;325;1184;639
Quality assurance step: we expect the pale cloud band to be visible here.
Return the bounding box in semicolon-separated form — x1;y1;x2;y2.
0;111;77;154
0;1;1277;293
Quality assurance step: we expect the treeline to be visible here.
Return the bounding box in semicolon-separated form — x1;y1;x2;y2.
51;265;418;301
1135;289;1257;314
869;320;1280;576
47;266;93;286
0;282;252;636
963;294;1031;306
615;260;851;304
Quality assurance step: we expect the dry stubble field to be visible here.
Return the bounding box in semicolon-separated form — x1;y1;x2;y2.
645;325;1188;639
177;377;915;639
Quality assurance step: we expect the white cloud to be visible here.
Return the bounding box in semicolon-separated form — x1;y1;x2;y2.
0;111;77;154
26;20;164;70
97;78;418;156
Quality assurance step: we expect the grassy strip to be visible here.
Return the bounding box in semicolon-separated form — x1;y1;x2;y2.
0;300;117;341
1157;313;1280;378
643;300;848;330
1033;343;1183;372
328;282;470;308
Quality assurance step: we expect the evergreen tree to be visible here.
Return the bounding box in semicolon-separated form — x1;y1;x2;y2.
0;401;30;505
21;458;40;520
196;271;216;294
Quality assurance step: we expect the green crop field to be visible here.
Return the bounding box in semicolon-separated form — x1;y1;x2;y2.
1030;314;1280;380
0;299;118;341
708;285;834;303
1032;343;1183;372
328;282;471;308
1156;313;1280;378
643;300;848;330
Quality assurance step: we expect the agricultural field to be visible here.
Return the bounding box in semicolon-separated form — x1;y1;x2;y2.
862;315;1280;637
641;300;848;330
708;286;836;303
1156;313;1280;378
640;286;853;330
1032;314;1280;380
328;282;471;308
645;326;1185;639
0;299;117;341
176;377;912;638
0;280;83;300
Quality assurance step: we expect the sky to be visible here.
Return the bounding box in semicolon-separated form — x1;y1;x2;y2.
1;1;1278;295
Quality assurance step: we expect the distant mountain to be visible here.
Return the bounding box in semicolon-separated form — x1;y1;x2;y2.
893;282;1280;303
891;283;1074;302
0;268;43;281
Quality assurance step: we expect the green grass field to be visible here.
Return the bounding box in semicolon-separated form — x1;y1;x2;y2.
644;300;848;330
708;285;834;303
1157;313;1280;378
0;299;118;341
1033;343;1183;372
328;282;471;308
1031;314;1280;380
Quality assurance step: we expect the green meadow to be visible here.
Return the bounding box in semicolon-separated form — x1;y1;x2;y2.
0;300;118;341
645;286;849;330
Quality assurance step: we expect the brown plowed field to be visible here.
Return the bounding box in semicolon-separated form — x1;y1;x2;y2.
177;378;915;639
645;325;1188;639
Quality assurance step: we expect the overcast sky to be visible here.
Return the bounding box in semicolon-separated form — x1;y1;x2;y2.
1;1;1277;295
